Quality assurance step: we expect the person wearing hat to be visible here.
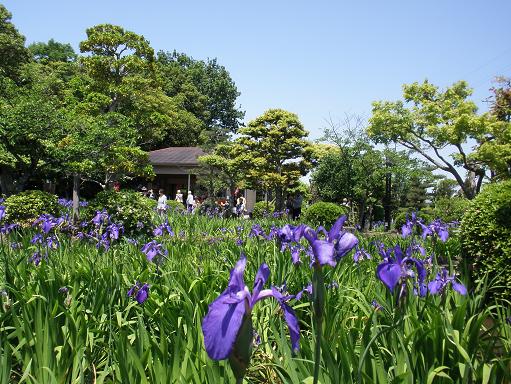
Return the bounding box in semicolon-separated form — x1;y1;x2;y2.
175;189;183;206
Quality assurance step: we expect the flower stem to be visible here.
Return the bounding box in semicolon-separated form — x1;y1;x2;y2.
312;265;325;384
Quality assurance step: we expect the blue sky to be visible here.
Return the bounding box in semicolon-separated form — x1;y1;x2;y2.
4;0;511;140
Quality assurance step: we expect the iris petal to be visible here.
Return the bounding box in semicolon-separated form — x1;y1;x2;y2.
311;240;336;267
271;287;300;353
202;293;246;360
376;262;402;292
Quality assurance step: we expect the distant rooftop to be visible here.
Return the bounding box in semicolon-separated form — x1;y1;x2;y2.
148;147;205;166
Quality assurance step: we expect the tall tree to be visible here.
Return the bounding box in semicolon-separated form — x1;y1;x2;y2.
157;51;245;146
471;77;511;180
0;62;70;195
236;109;312;211
28;38;77;63
79;24;202;149
0;4;29;83
368;80;489;199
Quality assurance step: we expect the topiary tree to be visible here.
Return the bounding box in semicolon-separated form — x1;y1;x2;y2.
3;190;59;225
302;202;347;229
460;180;511;298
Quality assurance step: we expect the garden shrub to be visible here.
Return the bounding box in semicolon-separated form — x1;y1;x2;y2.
302;201;347;229
3;190;59;225
460;180;511;298
167;199;185;212
86;190;157;235
432;197;469;223
252;201;275;218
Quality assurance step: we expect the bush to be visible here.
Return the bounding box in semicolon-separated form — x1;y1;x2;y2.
302;201;347;229
252;201;275;219
3;190;59;225
166;199;185;212
460;180;511;298
431;197;470;223
85;190;157;235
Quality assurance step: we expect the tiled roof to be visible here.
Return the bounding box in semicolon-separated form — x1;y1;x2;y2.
149;147;205;166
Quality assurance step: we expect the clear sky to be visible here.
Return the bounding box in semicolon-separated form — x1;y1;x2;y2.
3;0;511;140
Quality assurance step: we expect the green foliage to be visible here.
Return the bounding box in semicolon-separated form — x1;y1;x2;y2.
251;201;275;218
0;4;29;82
368;80;490;199
3;190;59;224
460;180;511;298
431;197;470;223
28;38;77;63
302;201;347;228
156;51;244;146
86;190;156;234
0;211;510;383
236;109;312;210
166;199;184;212
0;62;72;194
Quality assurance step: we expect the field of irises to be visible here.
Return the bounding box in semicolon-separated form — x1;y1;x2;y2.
0;204;510;384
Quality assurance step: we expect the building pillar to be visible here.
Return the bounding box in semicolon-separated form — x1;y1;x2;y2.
187;173;191;192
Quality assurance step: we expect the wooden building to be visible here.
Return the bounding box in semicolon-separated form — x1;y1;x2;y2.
148;147;205;198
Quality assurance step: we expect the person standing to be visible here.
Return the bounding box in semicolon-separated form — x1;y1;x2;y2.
186;191;195;212
157;189;167;215
175;189;183;206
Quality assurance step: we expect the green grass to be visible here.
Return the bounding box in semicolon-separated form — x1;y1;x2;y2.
0;212;509;383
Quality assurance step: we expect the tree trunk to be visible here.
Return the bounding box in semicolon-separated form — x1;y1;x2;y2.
358;199;366;231
0;166;16;196
275;186;284;212
72;174;80;223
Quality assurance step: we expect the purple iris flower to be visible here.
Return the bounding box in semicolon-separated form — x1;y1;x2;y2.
428;269;467;295
153;221;174;237
290;245;302;265
401;212;418;238
105;223;122;240
141;240;168;262
202;256;300;360
353;246;372;263
127;282;150;304
376;244;427;297
235;238;244;246
92;210;109;226
0;223;18;234
31;233;44;244
302;216;358;267
29;251;44;266
249;224;265;238
46;235;59;249
0;205;5;221
421;219;449;242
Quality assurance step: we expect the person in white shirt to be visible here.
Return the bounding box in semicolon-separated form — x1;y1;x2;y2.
186;191;195;211
175;189;184;206
157;189;167;215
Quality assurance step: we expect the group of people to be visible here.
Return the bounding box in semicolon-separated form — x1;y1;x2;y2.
174;189;196;211
140;186;196;215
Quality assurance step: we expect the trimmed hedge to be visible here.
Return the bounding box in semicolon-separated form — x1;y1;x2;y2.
302;202;347;229
460;180;511;298
85;190;157;235
3;190;59;225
